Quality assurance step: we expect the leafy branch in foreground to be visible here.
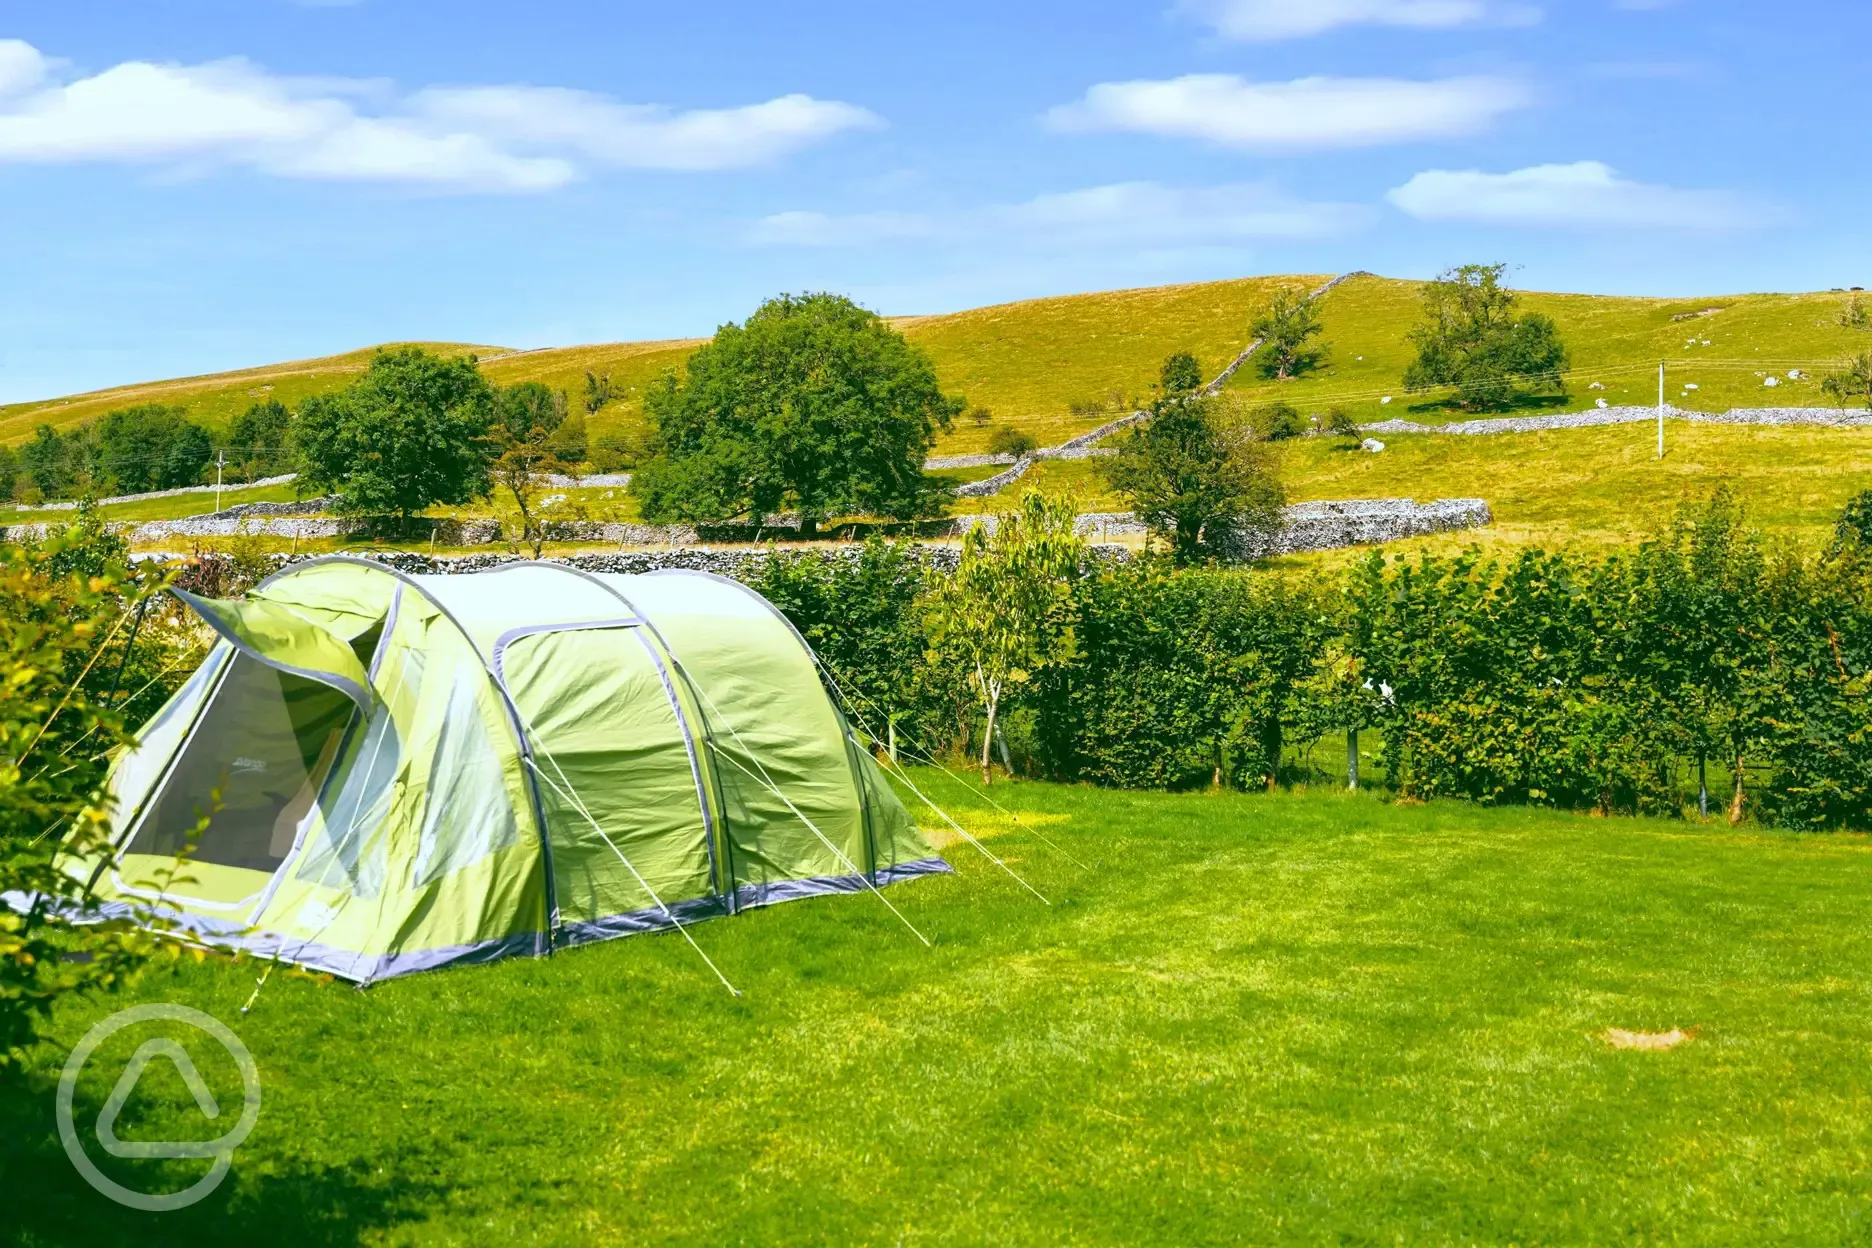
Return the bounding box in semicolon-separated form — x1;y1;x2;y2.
0;532;176;1069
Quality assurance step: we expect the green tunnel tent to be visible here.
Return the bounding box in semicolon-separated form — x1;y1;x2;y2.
59;558;949;983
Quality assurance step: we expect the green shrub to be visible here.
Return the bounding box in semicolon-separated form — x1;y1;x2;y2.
1253;402;1305;441
987;428;1037;457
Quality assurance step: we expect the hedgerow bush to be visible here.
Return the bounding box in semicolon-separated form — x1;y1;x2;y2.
746;488;1872;831
1032;562;1335;790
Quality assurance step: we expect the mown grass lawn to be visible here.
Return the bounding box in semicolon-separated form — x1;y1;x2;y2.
10;774;1872;1245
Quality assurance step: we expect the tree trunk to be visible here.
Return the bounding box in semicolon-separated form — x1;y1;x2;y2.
1347;727;1359;791
1729;752;1745;825
980;687;1000;785
1262;717;1283;791
1697;752;1708;819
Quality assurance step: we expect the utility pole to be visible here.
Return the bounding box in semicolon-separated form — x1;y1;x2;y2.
214;450;226;513
1657;361;1665;459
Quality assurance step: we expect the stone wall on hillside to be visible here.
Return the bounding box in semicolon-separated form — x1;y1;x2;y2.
954;497;1491;554
1363;405;1872;437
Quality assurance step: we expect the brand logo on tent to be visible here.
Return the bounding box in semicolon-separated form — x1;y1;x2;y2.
56;1003;262;1211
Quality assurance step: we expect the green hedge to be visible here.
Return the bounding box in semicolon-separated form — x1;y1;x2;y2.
750;492;1872;830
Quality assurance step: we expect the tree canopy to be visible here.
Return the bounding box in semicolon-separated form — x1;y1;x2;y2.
1159;351;1204;395
631;293;962;535
228;399;295;481
1822;352;1872;413
295;347;496;529
1251;285;1328;380
1102;375;1285;564
1403;264;1570;411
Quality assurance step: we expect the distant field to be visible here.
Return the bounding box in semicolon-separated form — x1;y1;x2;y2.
968;421;1872;548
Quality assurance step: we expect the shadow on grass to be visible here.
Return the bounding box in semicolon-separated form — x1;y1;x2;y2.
2;1079;446;1248
1404;392;1571;418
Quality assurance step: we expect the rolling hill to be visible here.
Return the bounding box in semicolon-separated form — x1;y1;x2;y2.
8;272;1872;549
6;272;1867;457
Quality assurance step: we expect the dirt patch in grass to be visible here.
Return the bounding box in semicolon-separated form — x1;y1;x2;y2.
1603;1026;1696;1051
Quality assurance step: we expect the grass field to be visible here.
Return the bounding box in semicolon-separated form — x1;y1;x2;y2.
976;419;1872;548
10;774;1872;1246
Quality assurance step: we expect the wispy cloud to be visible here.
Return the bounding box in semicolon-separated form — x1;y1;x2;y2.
1387;161;1775;229
0;38;879;192
1046;73;1532;151
1179;0;1538;41
749;181;1372;249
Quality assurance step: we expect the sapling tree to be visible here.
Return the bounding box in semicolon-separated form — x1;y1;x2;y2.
491;381;571;558
584;371;614;415
1822;351;1872;412
923;491;1082;782
1251;285;1328;380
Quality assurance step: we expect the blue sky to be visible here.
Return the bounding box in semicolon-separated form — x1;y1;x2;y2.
0;0;1863;402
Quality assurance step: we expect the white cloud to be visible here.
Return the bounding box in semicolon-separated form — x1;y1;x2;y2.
749;209;938;247
0;38;51;96
749;181;1370;249
1386;161;1772;229
0;39;878;192
1047;73;1532;151
1180;0;1538;41
411;86;879;171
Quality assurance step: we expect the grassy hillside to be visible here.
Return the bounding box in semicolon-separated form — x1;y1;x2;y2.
6;273;1868;459
1221;273;1872;429
0;342;503;448
896;273;1333;453
13;776;1872;1245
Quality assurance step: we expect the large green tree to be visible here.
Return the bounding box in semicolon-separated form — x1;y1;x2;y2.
1403;264;1570;411
94;404;213;494
632;293;963;536
295;347;496;530
1102;379;1285;565
227;398;295;481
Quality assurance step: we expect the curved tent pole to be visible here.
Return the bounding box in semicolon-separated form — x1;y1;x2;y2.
478;561;739;910
641;568;1065;892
